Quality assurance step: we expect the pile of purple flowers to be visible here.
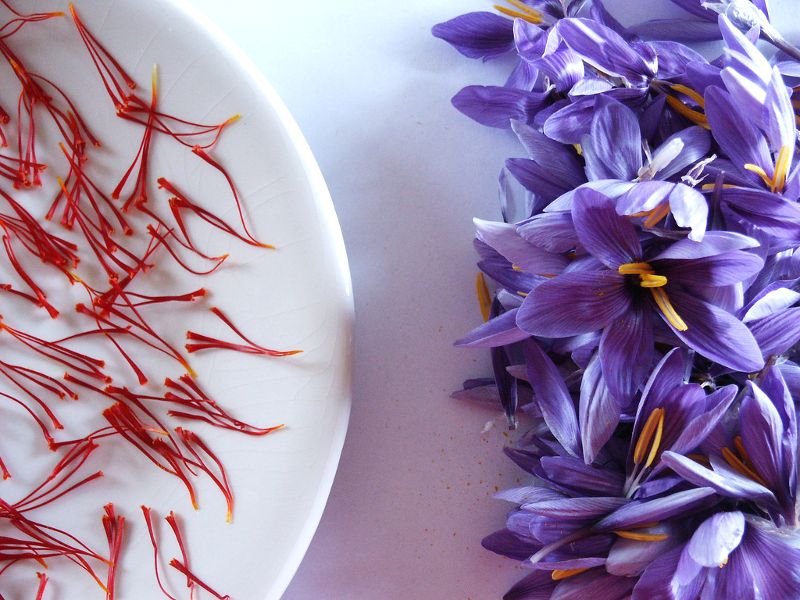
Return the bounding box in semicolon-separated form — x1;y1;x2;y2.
435;1;800;598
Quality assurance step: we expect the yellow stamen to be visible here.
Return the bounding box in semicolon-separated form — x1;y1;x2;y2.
670;84;705;108
574;143;583;156
634;408;664;465
494;0;544;23
645;409;665;467
722;446;769;488
773;145;791;192
733;436;757;472
650;287;688;331
476;273;491;322
743;163;774;188
618;262;655;275
664;95;710;130
719;556;729;567
639;273;668;288
701;183;739;191
551;568;591;580
629;202;671;228
614;530;669;541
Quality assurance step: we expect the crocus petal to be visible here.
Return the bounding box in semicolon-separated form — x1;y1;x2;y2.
475;219;570;275
660;452;778;505
762;66;796;154
687;511;745;568
572;187;641;268
540;455;625;496
750;307;800;359
740;381;786;496
507;157;586;202
629;18;723;41
704;86;773;182
600;299;653;405
495;485;567;505
517;270;630;337
721;187;800;242
654;127;712;179
543;89;649;144
593;487;718;531
651;230;759;260
532;42;585;93
524;339;581;458
482;529;540;561
452;85;551;129
648;42;709;81
504;570;559;600
523;496;629;519
589;96;643;180
606;522;683;577
511;121;587;190
662;385;738;462
432;12;515;60
660;288;765;373
615;180;674;215
666;184;708;241
741;280;800;322
556;18;655;85
550;569;635;600
455;308;529;348
517;211;579;253
656;250;764;287
579;353;620;465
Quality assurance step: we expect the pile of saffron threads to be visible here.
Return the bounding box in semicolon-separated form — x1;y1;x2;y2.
436;1;800;599
0;2;298;598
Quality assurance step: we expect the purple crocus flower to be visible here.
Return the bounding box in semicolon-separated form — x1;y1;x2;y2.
663;366;798;527
516;187;764;404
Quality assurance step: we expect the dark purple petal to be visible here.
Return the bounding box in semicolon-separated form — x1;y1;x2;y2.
648;42;709;81
503;570;558;600
660;288;765;373
505;59;541;91
517;270;630;337
507;157;585;202
686;511;745;567
594;487;718;531
721;187;800;242
511;121;586;187
579;353;620;464
452;85;551;129
632;545;699;600
540;455;625;496
557;18;655;85
667;0;718;20
524;339;581;457
629;18;722;41
482;529;540;561
431;12;515;60
543;89;649;144
600;299;653;405
528;557;607;570
573;187;642;268
550;568;635;600
740;381;786;495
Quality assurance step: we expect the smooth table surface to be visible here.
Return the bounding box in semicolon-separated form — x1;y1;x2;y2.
180;1;799;599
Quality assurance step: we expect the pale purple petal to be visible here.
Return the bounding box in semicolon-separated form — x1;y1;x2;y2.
630;18;722;41
543;89;648;144
514;17;548;62
517;270;630;337
579;353;620;464
606;522;683;577
524;339;581;457
687;511;745;567
648;42;709;80
455;308;530;348
667;184;708;241
749;307;800;359
494;485;567;504
452;85;551;129
475;218;570;275
523;496;629;519
740;381;786;495
517;211;579;253
589;95;643;180
532;43;585;92
615;180;674;215
762;66;796;154
652;230;759;260
653;127;712;179
432;12;515;60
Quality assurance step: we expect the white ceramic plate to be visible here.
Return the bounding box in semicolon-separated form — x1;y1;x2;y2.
0;1;352;599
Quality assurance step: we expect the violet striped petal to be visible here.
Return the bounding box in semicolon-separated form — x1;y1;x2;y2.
431;12;515;60
606;522;683;577
455;308;529;348
579;353;620;465
666;184;708;241
629;18;722;41
600;299;653;405
656;250;764;287
482;529;541;561
660;288;765;373
540;456;625;496
762;66;796;153
593;487;718;531
517;211;579;253
532;42;584;93
528;557;607;570
511;121;585;186
494;485;567;505
475;219;570;275
550;568;635;600
740;381;787;496
589;96;643;180
749;307;800;358
651;230;759;260
514;17;547;62
522;496;629;519
517;270;630;338
572;187;642;269
503;570;558;600
524;339;581;458
452;85;551;129
507;157;585;202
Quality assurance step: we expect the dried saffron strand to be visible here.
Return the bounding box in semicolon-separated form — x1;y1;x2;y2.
141;506;180;600
186;306;301;357
101;504;124;600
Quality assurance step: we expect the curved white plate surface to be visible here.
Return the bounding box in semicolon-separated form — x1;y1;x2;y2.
0;1;352;599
